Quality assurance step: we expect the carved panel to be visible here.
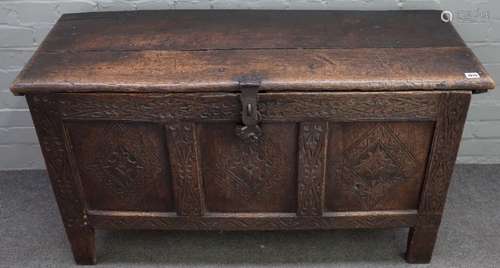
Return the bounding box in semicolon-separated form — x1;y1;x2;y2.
326;122;435;211
165;123;205;216
66;121;174;212
200;123;298;212
297;122;328;216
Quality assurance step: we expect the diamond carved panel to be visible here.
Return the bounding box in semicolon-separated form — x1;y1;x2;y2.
87;125;147;199
326;122;434;211
67;121;175;212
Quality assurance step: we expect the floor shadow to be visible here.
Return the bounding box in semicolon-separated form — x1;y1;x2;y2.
96;228;410;265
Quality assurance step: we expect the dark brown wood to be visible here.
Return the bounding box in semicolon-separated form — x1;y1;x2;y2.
87;210;418;230
418;92;471;214
27;95;96;265
66;121;175;212
29;90;466;264
10;10;495;95
165;123;205;216
42;10;465;52
56;92;441;122
12;10;492;265
326;122;435;212
406;226;440;263
11;47;494;95
406;92;471;263
199;123;298;213
297;122;328;216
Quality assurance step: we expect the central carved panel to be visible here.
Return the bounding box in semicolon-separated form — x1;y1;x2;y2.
214;139;275;198
200;123;298;213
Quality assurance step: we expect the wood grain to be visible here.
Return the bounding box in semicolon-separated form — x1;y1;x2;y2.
418;92;471;214
87;210;418;230
406;226;440;263
199;123;298;213
27;95;96;265
56;92;441;122
165;123;205;216
43;10;464;52
297;122;328;216
326;122;435;212
15;9;490;265
406;92;471;263
11;47;494;95
66;121;175;212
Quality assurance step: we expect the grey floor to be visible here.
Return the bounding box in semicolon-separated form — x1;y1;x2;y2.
0;165;499;268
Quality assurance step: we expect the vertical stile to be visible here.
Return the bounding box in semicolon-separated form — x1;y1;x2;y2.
165;123;205;216
417;92;471;222
406;92;471;263
27;95;96;264
297;122;328;216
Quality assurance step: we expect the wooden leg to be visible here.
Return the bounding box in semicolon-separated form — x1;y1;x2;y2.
27;96;96;265
406;93;471;264
405;225;439;264
66;226;96;265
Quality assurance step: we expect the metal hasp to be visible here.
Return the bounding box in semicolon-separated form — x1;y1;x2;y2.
235;77;262;142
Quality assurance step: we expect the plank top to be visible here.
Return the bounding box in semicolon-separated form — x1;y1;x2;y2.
11;10;495;95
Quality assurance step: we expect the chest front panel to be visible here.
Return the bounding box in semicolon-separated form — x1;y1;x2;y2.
50;91;444;216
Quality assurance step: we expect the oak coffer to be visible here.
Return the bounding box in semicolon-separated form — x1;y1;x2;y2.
11;10;495;265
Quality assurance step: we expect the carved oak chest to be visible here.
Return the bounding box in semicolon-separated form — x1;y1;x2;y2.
11;10;495;265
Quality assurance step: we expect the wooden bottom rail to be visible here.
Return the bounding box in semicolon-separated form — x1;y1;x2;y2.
87;210;418;230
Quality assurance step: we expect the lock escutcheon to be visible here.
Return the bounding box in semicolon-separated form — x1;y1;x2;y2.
235;77;262;142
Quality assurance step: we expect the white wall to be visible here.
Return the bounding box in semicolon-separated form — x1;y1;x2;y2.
1;0;499;169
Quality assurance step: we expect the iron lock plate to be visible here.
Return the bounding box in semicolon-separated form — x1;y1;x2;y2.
235;78;262;142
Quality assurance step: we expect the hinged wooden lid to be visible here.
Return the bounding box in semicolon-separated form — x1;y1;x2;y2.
11;10;495;95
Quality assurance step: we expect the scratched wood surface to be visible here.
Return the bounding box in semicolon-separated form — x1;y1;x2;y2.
11;10;495;94
41;10;466;51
